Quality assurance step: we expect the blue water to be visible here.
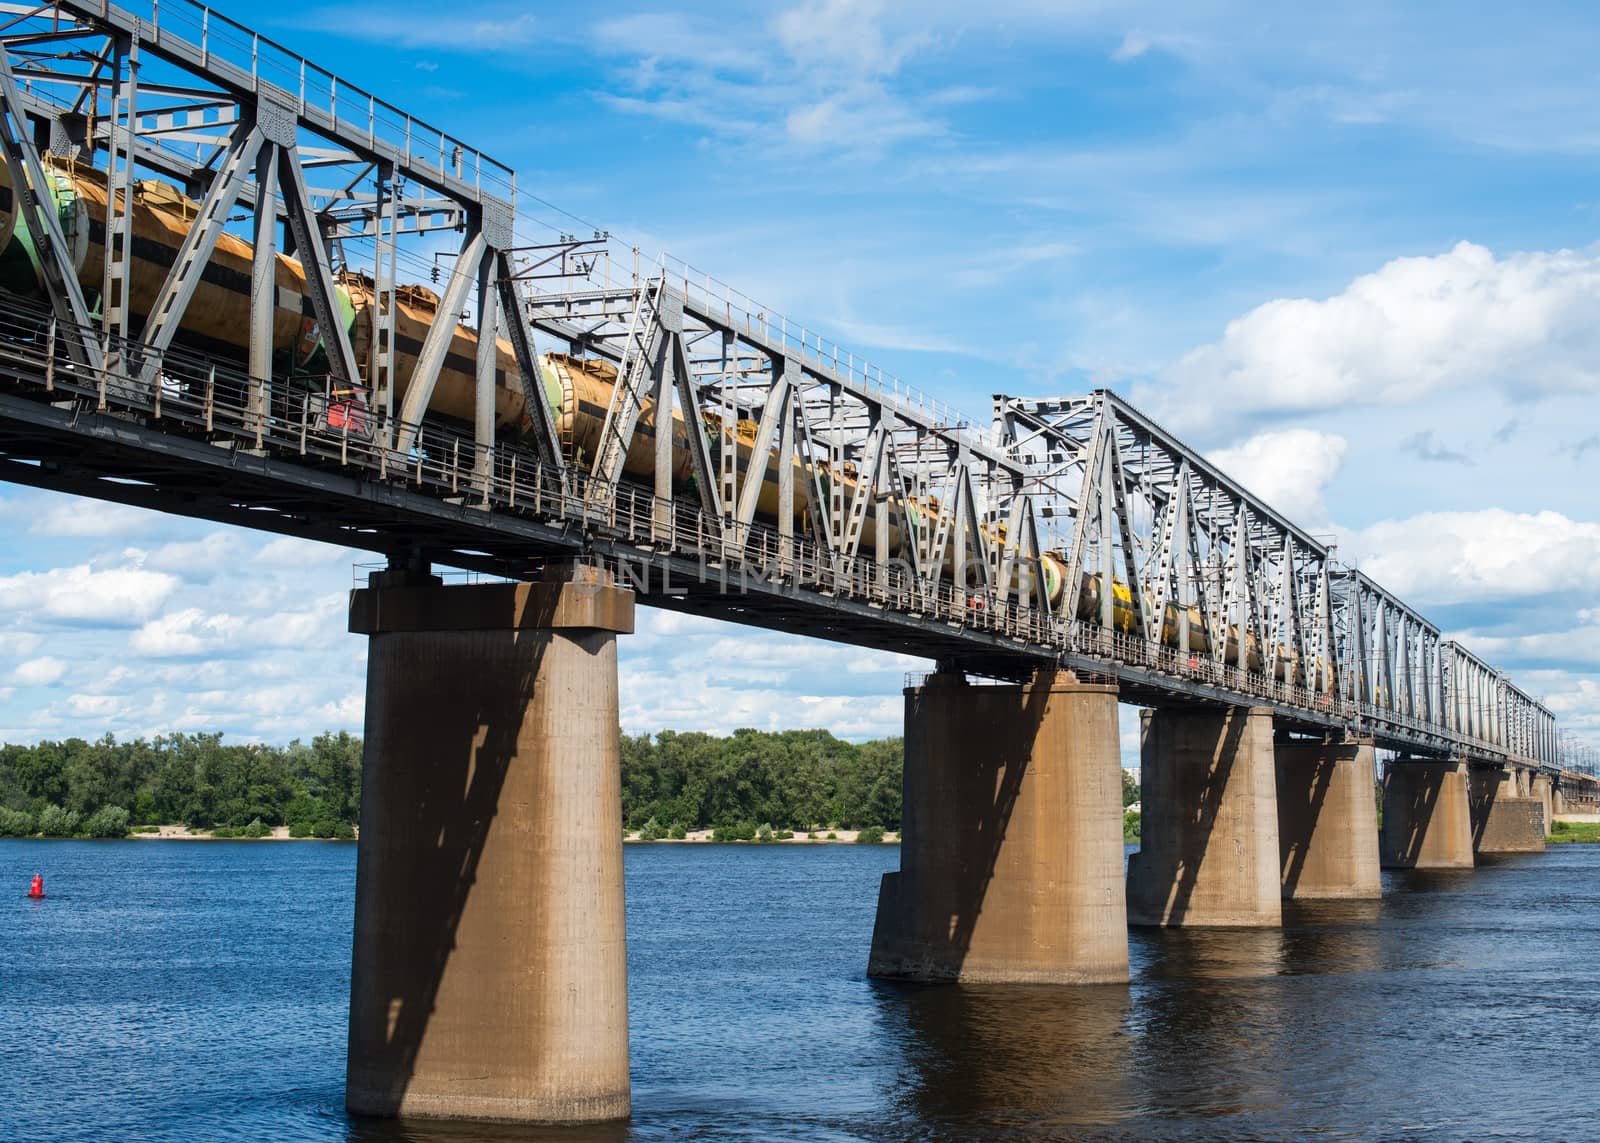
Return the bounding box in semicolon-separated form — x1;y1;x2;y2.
4;839;1599;1141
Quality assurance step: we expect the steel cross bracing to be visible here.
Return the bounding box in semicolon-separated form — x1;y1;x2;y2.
0;0;564;466
0;0;1571;777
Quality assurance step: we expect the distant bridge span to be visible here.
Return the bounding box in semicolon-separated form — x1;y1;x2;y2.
0;0;1594;1126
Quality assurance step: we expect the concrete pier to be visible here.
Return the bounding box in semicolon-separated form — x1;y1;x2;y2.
1126;706;1283;927
1468;766;1547;854
345;567;634;1123
868;669;1128;984
1532;774;1556;838
1379;759;1475;870
1275;735;1382;900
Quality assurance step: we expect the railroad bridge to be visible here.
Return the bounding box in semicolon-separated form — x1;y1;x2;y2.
0;0;1594;1124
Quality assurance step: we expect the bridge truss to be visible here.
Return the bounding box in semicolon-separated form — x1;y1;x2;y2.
0;0;1570;776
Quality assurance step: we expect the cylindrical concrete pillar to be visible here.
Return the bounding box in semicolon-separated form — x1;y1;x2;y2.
1379;759;1474;869
868;669;1128;984
345;570;634;1123
1126;706;1282;927
1276;736;1382;900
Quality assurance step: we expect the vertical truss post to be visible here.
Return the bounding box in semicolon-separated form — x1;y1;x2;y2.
473;238;498;498
776;374;796;572
649;292;683;535
101;33;137;348
249;143;280;427
370;161;399;429
1060;398;1110;626
1312;565;1333;694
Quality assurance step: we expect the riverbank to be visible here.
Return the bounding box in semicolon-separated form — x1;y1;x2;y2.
1548;820;1600;843
120;825;895;844
625;828;899;844
128;825;357;841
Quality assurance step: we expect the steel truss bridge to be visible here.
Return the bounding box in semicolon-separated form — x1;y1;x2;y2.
0;0;1585;790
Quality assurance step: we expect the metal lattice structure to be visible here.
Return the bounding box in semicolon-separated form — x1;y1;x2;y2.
0;0;1582;786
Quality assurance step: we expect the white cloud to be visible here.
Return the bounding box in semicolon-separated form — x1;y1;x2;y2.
1346;509;1600;604
29;500;156;537
140;533;248;579
1154;242;1600;429
12;657;66;686
772;0;928;79
128;608;243;657
0;563;179;625
1208;429;1348;525
254;536;358;569
0;632;43;658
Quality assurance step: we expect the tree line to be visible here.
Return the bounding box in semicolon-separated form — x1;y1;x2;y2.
0;731;361;839
0;727;1145;842
0;727;905;839
621;728;902;834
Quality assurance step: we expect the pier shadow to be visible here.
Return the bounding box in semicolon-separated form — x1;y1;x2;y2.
1466;766;1499;852
345;619;567;1119
870;674;1051;978
1278;746;1336;898
934;678;1050;973
1381;763;1444;868
1130;709;1247;925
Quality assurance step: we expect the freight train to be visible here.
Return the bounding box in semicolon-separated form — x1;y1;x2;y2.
0;158;1310;684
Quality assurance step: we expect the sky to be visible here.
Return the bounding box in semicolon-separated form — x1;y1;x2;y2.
1;0;1597;761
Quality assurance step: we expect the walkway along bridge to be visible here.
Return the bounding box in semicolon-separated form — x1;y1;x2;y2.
0;0;1593;1124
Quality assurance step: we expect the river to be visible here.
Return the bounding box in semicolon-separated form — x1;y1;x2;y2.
3;838;1598;1141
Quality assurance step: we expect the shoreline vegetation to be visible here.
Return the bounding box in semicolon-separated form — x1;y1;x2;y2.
1548;821;1600;844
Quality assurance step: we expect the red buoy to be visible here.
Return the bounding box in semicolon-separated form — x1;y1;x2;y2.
27;874;43;899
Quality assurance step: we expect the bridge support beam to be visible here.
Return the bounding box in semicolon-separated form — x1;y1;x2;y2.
1126;706;1282;927
345;567;634;1123
868;669;1128;984
1379;759;1475;870
1468;765;1547;855
1276;735;1382;900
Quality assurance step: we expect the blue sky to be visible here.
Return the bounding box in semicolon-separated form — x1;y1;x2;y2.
1;0;1597;758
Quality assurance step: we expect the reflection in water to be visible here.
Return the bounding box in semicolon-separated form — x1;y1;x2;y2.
875;980;1135;1132
348;1118;634;1143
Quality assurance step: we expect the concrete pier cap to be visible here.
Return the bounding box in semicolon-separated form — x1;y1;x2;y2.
345;561;635;1124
